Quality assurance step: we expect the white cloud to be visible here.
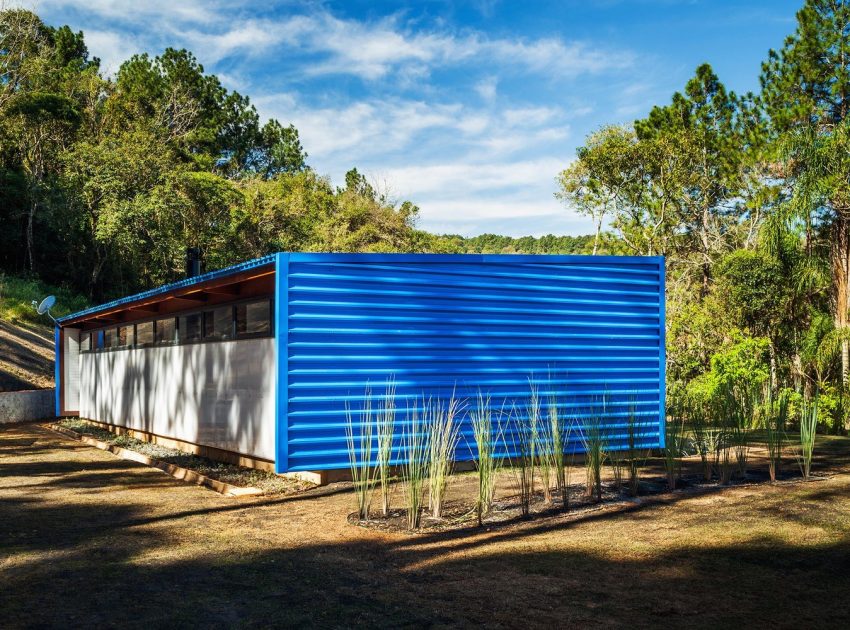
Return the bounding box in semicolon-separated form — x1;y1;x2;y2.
36;0;223;25
382;158;567;198
286;14;634;81
81;29;142;74
38;1;635;82
475;76;498;101
181;19;295;64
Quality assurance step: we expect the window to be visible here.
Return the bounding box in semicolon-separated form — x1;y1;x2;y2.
103;328;117;349
179;312;203;342
118;325;134;348
155;318;176;344
236;299;271;337
80;332;91;352
136;321;154;346
204;306;232;340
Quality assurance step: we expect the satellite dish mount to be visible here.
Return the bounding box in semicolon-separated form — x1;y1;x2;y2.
32;295;57;324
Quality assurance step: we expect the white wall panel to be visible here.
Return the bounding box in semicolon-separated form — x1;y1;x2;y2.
63;328;80;412
79;338;275;461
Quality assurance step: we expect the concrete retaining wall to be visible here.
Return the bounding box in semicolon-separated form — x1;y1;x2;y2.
0;389;55;424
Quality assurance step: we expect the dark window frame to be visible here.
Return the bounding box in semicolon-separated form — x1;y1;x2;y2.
79;296;273;353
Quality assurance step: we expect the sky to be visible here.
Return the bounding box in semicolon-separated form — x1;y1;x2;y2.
26;0;803;237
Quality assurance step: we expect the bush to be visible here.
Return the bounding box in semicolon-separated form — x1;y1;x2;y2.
0;273;89;326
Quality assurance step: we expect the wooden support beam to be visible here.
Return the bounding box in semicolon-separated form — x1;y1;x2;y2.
168;293;208;305
204;284;240;296
129;304;159;314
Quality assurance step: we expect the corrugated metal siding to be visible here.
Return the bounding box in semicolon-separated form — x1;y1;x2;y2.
280;254;665;473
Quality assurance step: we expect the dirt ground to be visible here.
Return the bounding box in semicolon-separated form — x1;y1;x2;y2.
0;320;53;391
3;423;850;629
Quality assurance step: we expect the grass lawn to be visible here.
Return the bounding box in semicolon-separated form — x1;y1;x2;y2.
2;423;850;628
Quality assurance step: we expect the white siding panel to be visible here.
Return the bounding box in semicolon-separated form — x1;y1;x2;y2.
78;338;275;461
63;328;80;412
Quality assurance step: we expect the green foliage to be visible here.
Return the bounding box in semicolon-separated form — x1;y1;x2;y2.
716;250;788;337
0;272;89;325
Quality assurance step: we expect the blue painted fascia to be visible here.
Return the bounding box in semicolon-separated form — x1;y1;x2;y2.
658;256;667;449
56;254;277;324
274;253;290;473
288;253;664;265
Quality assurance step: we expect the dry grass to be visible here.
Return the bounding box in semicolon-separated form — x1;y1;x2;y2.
2;423;850;628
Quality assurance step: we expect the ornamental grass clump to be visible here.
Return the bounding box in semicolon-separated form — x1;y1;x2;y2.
580;398;606;503
345;386;377;521
401;402;430;530
506;403;535;517
527;380;541;497
469;391;504;526
625;397;646;497
376;377;396;516
688;396;715;482
663;402;686;491
765;388;789;482
796;395;819;481
547;390;572;509
606;425;626;492
427;394;462;519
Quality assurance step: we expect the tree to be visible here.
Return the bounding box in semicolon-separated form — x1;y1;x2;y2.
556;126;631;255
761;0;850;385
637;64;756;294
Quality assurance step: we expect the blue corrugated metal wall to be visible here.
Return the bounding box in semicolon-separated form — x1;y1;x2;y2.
277;253;665;473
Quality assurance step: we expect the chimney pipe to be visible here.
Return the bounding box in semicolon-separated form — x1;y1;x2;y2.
186;247;202;278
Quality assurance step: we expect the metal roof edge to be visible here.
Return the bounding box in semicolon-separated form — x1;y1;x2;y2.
57;254;277;324
57;252;663;324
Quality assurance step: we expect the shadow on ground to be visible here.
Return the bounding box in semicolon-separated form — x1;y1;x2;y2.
2;424;850;628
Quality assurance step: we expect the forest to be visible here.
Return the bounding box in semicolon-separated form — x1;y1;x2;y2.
2;1;850;430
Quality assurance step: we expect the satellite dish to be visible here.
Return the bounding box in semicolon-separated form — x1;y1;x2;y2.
34;295;57;323
37;295;56;315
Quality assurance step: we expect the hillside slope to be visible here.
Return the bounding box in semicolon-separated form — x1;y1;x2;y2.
0;320;54;392
0;275;89;392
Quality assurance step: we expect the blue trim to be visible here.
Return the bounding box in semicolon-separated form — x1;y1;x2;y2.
274;253;290;473
288;253;663;265
658;256;667;449
56;254;277;324
54;326;61;416
57;253;661;326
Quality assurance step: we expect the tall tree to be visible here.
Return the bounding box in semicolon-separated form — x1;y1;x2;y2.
556;126;631;255
637;64;754;294
761;0;850;384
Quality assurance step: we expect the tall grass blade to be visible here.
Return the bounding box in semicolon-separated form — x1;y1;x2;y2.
427;393;462;519
401;401;429;530
796;395;818;481
469;391;504;526
376;377;396;516
345;385;376;521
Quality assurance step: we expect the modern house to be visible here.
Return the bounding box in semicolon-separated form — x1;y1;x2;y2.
54;253;666;480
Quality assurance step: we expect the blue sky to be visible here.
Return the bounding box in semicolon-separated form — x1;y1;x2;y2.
30;0;801;237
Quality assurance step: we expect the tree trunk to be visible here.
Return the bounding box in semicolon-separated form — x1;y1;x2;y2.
833;214;850;387
592;219;601;255
26;196;36;272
